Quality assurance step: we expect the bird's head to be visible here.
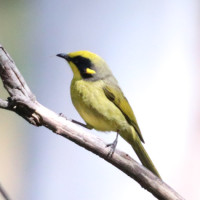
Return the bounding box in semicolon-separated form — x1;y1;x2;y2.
57;50;112;81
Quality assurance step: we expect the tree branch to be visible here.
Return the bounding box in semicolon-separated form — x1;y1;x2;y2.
0;99;9;109
0;44;185;200
0;183;11;200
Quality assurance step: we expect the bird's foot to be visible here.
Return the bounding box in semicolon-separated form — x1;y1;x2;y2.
59;114;92;130
59;113;68;119
106;132;119;157
69;118;92;129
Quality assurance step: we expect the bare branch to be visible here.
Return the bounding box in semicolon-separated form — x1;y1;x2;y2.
0;99;9;109
0;183;11;200
0;45;33;99
0;44;185;200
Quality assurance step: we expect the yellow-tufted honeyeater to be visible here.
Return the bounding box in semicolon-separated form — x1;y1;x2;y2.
57;51;160;178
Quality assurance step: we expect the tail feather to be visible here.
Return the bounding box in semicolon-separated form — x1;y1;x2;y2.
132;137;161;178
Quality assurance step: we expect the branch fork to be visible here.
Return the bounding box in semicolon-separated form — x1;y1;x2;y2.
0;44;185;200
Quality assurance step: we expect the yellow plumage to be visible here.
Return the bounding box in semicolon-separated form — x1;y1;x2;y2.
57;50;161;178
71;79;127;131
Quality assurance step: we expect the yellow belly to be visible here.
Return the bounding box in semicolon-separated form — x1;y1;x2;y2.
70;79;127;131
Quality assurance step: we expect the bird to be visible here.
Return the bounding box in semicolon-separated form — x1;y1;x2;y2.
57;50;161;178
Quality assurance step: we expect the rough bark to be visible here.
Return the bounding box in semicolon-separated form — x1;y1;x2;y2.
0;44;185;200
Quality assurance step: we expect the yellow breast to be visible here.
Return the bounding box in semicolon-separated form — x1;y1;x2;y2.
70;79;127;131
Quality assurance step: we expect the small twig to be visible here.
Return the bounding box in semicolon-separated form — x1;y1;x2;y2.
0;44;185;200
0;183;11;200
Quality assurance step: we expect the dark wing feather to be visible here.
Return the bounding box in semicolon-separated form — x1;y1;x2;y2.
103;85;144;143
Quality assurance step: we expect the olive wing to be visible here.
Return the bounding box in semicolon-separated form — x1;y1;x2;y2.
103;85;144;143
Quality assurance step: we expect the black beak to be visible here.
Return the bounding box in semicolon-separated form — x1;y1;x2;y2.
56;53;70;61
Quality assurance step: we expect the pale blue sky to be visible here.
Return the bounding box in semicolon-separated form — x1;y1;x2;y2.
0;0;199;199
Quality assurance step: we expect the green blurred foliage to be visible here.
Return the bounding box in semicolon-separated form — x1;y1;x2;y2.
0;2;33;198
0;0;34;97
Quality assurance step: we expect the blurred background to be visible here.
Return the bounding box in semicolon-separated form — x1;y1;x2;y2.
0;0;199;199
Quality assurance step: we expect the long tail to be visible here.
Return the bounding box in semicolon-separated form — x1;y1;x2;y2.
131;137;161;178
121;127;161;178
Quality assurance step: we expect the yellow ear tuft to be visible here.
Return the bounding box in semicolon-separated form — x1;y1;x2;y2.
86;68;96;74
